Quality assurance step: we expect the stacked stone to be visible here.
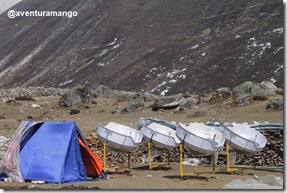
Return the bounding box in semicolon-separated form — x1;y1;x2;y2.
216;129;283;167
0;87;70;100
235;129;283;167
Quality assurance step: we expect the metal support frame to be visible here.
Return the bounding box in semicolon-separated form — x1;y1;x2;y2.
103;142;131;172
148;141;171;170
225;143;256;175
179;143;216;177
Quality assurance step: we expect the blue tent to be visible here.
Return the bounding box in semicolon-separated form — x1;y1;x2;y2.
16;121;103;184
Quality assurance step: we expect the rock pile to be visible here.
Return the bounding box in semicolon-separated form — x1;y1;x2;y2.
235;129;284;167
0;80;283;111
0;87;69;101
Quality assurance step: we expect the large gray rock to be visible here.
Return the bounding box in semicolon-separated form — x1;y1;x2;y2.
152;95;198;110
152;95;184;111
213;87;231;100
92;85;115;98
59;87;93;107
117;91;157;102
232;81;277;105
266;96;283;110
117;92;145;102
179;97;199;109
112;99;144;113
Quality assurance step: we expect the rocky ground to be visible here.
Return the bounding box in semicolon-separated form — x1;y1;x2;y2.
0;81;284;190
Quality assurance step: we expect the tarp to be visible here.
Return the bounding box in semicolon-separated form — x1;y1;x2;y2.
0;121;105;184
137;117;178;130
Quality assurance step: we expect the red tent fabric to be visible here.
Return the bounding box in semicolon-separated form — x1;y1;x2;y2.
78;138;104;178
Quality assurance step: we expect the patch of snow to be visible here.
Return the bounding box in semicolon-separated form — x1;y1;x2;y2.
99;49;108;57
179;75;186;79
274;65;283;73
167;68;186;78
112;44;120;49
87;59;94;65
235;35;241;39
169;79;177;83
106;38;117;46
273;28;283;34
273;47;283;54
270;77;276;83
160;87;171;96
59;79;74;86
259;42;271;56
150;68;157;72
151;81;167;93
188;44;199;50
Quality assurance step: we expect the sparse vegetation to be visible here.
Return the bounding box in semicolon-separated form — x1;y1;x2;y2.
69;109;80;115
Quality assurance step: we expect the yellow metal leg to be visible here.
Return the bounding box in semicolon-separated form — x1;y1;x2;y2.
180;143;216;177
212;154;215;174
226;143;241;174
148;141;170;170
103;142;130;172
103;143;107;171
148;141;152;170
226;143;230;173
180;143;183;177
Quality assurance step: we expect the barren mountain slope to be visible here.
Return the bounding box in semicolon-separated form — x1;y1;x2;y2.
0;0;283;95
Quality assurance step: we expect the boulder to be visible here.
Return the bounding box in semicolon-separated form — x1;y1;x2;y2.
232;81;277;105
152;95;184;111
213;87;231;100
112;99;144;113
59;87;93;107
179;97;199;109
117;91;157;102
266;96;283;110
92;85;115;98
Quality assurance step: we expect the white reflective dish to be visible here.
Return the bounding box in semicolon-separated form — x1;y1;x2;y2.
97;122;143;152
176;122;226;156
141;122;180;150
222;123;267;154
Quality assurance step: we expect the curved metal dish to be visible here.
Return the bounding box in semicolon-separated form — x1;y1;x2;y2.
222;123;267;154
141;122;180;151
97;122;143;152
176;122;226;156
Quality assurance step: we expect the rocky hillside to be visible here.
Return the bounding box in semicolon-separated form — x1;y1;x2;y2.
0;0;283;95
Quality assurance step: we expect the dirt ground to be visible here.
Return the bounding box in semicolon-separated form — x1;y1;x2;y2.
0;95;284;190
0;163;284;190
